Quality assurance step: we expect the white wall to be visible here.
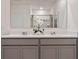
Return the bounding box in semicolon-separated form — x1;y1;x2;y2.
1;0;10;35
67;0;78;32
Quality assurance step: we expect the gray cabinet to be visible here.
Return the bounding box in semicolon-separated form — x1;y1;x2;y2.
1;39;38;45
20;46;38;59
40;39;76;59
40;39;76;44
1;39;39;59
1;38;77;59
41;46;76;59
2;46;38;59
41;46;58;59
59;46;76;59
2;46;20;59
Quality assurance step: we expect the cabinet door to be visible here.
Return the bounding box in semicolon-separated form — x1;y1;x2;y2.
59;46;76;59
2;46;38;59
21;46;38;59
41;46;58;59
2;46;20;59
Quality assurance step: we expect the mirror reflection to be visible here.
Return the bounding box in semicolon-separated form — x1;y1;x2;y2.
10;0;67;29
32;15;54;28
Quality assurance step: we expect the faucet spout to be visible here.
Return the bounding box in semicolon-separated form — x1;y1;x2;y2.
33;24;44;34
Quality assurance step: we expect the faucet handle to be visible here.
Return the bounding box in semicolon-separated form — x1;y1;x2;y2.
51;32;56;35
22;32;27;35
43;29;44;31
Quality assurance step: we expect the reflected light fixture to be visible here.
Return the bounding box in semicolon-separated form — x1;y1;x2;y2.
40;7;44;10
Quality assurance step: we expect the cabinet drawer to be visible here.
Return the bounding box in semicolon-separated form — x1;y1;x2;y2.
40;39;76;44
2;39;39;45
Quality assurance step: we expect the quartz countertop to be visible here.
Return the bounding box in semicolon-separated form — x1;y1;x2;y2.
1;33;78;39
1;29;78;39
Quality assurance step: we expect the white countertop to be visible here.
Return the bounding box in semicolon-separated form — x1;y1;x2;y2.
1;34;78;38
1;29;78;38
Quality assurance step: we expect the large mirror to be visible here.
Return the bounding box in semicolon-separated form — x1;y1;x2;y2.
10;0;67;29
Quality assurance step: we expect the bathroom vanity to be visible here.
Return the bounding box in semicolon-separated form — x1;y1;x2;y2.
1;0;78;59
1;35;77;59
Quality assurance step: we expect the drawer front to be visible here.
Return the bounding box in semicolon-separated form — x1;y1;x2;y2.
40;39;76;44
2;39;39;45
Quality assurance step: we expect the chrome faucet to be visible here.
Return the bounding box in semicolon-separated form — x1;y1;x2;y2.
33;24;44;34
